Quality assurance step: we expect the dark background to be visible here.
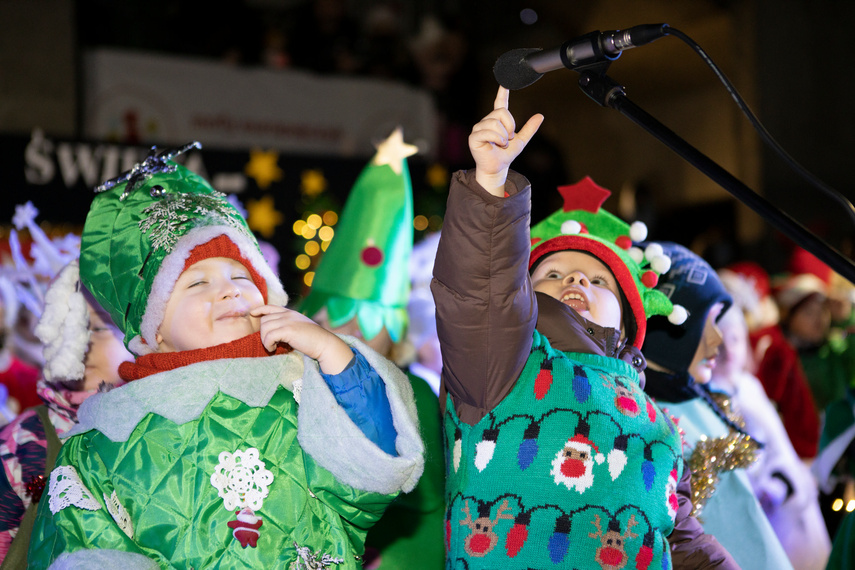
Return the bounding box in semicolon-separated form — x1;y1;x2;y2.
1;0;854;295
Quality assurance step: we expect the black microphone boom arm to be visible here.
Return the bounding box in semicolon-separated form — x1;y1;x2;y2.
576;71;855;284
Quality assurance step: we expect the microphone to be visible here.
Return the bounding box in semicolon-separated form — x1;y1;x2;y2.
493;24;669;90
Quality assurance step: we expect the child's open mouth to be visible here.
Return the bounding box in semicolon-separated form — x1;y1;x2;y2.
560;290;588;312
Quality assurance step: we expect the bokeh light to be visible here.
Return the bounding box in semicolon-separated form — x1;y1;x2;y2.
306;213;322;229
322;211;338;226
295;254;311;270
318;226;334;241
413;215;428;231
520;8;538;25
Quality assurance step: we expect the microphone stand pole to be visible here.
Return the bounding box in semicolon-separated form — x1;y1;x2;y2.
575;69;855;284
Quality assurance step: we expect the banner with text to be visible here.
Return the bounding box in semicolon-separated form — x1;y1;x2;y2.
83;49;438;159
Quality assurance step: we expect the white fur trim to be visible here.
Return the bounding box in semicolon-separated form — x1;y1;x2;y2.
135;225;288;356
68;350;305;441
297;336;425;494
35;260;89;381
48;550;160;570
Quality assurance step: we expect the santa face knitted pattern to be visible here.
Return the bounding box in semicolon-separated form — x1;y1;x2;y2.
444;331;683;569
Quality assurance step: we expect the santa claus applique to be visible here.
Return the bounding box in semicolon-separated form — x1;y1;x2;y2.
551;434;605;493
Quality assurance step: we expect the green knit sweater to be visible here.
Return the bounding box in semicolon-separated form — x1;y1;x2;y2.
444;330;683;569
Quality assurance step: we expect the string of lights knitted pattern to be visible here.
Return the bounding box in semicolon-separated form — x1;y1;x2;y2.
444;330;683;569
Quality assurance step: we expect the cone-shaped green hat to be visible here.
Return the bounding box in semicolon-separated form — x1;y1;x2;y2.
300;127;417;342
80;143;287;355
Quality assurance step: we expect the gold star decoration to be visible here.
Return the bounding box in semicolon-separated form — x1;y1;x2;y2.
246;194;284;238
301;169;327;198
371;126;418;175
244;148;284;190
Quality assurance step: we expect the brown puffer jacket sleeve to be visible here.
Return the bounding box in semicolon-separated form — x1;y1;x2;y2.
670;459;741;568
431;169;536;426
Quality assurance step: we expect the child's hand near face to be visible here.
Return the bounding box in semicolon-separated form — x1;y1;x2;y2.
470;85;544;196
251;305;354;374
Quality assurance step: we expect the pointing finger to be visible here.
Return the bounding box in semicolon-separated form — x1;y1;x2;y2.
493;86;510;111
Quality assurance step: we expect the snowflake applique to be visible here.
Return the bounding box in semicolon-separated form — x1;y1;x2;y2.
104;491;134;539
47;466;101;514
210;448;274;512
139;191;249;253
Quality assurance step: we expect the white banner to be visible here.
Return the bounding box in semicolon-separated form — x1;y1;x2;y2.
83;49;437;158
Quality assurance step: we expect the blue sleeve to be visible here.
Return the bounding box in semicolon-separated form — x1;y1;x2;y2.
321;349;398;455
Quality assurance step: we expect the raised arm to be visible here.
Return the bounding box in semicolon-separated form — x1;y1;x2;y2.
431;87;544;425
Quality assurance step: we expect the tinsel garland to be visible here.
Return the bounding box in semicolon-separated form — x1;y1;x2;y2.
687;394;761;518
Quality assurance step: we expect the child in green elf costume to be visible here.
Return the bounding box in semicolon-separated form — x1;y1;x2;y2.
27;143;424;569
299;128;445;569
432;86;737;568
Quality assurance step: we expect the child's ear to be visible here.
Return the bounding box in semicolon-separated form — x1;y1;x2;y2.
155;332;163;346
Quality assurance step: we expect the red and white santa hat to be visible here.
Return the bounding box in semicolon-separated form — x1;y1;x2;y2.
718;261;780;332
772;247;831;317
567;433;605;463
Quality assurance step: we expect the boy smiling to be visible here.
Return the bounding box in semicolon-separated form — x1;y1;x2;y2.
433;87;737;568
530;251;624;332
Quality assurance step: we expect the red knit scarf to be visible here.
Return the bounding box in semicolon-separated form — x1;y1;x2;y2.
119;332;292;381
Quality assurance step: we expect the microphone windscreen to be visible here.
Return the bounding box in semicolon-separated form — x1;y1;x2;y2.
493;48;543;90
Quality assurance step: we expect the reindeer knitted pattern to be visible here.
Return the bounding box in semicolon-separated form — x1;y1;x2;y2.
444;330;683;569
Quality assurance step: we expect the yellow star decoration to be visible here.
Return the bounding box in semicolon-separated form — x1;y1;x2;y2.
301;169;327;198
246;194;284;238
371;126;418;175
427;163;449;188
245;148;284;190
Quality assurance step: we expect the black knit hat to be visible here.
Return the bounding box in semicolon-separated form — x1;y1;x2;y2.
641;242;732;375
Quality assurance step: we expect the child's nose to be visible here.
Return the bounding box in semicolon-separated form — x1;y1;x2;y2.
564;272;589;287
220;280;242;299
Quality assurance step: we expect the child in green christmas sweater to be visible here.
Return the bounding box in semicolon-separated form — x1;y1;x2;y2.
27;144;424;569
431;86;737;568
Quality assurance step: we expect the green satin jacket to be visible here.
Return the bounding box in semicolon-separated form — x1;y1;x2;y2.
27;340;425;569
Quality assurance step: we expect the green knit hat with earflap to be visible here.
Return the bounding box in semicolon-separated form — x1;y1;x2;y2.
79;142;288;356
299;127;417;343
529;177;686;348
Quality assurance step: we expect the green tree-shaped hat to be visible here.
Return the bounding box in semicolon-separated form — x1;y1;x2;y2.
299;127;417;342
529;176;686;348
80;143;287;355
